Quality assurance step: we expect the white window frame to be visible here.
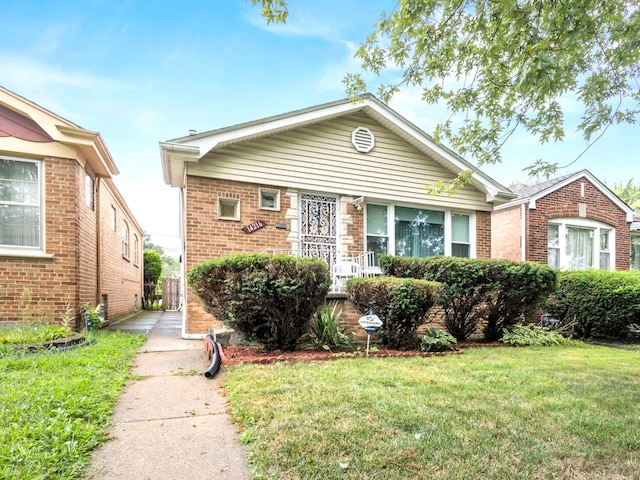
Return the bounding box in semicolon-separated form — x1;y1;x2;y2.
110;206;117;231
631;234;640;270
122;220;130;260
133;234;139;266
0;156;45;255
85;173;94;209
548;218;615;270
259;188;280;211
364;202;476;258
218;197;240;221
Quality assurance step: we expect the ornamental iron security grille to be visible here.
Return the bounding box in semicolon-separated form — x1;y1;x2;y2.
299;193;337;271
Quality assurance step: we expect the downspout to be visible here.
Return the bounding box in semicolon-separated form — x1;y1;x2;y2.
95;177;102;306
521;203;526;262
179;186;201;339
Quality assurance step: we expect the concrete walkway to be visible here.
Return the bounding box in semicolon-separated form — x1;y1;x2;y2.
86;310;252;480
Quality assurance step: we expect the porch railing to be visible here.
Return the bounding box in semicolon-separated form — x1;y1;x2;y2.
261;249;381;293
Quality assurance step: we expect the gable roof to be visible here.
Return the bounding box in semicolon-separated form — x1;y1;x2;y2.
0;86;118;177
496;169;635;222
160;94;515;204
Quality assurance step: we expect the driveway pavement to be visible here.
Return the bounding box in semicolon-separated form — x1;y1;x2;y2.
86;310;251;480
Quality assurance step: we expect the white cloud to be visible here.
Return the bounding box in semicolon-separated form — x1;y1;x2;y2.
0;55;129;93
131;109;163;133
244;8;338;40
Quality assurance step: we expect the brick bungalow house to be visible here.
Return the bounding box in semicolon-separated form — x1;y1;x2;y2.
160;94;516;337
492;170;635;270
0;86;144;329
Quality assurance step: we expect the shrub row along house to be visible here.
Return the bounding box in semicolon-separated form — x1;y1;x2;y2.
0;87;143;329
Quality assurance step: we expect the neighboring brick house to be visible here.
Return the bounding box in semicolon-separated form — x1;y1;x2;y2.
160;94;515;336
632;211;640;269
492;170;635;270
0;86;143;329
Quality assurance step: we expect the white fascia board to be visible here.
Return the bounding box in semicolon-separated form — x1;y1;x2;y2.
160;141;200;187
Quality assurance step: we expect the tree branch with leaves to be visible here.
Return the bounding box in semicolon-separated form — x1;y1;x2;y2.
254;0;640;193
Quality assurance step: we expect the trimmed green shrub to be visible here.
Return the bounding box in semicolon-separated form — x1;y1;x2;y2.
378;254;429;279
380;255;557;342
309;302;354;351
420;327;458;352
346;276;441;350
501;324;573;346
421;256;492;341
546;270;640;338
482;259;558;341
188;253;331;351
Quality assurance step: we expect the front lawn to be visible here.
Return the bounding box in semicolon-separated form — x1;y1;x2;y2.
225;344;640;479
0;331;145;479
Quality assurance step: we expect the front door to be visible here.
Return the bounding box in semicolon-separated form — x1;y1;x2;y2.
299;193;338;270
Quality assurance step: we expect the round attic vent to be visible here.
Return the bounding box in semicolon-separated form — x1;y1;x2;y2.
351;126;375;153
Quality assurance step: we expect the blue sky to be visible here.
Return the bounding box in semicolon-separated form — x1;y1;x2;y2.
2;0;638;255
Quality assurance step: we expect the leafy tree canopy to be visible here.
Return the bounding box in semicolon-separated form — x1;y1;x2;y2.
611;179;640;209
255;0;640;193
143;250;163;284
143;234;180;278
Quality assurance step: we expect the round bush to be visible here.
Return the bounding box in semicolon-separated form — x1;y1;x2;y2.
188;253;331;351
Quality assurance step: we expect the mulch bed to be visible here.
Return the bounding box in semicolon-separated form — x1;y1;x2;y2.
218;341;508;365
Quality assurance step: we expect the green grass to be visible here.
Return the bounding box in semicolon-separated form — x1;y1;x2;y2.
0;323;74;345
0;331;145;479
225;344;640;479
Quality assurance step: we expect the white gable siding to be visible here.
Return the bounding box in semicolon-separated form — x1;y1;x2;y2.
189;113;490;211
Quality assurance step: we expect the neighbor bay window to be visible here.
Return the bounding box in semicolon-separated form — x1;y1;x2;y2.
548;219;614;270
366;203;473;260
0;157;41;250
631;235;640;270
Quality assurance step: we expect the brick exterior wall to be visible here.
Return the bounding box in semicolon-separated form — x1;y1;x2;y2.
78;164;99;316
0;156;81;326
476;210;492;259
184;176;496;334
97;180;144;323
0;156;143;329
491;206;523;260
184;176;293;333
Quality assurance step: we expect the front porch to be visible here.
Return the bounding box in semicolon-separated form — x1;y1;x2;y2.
261;249;380;293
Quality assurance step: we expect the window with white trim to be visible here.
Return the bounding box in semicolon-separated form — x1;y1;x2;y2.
0;157;41;249
547;219;614;270
452;213;471;258
133;234;139;266
259;188;280;211
218;198;240;221
111;206;117;231
631;235;640;270
122;221;130;259
85;174;94;209
365;203;474;261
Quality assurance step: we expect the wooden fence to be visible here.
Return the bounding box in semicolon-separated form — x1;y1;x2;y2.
162;277;181;311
